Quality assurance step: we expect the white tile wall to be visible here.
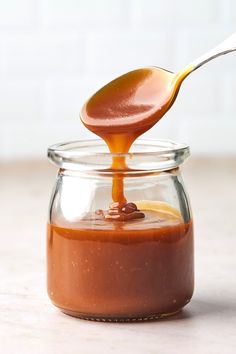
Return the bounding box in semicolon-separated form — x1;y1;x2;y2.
0;80;43;123
4;33;85;79
130;0;219;26
87;32;175;74
0;0;236;159
0;0;37;28
41;0;129;29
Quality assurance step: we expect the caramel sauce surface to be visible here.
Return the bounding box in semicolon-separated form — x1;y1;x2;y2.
48;213;194;318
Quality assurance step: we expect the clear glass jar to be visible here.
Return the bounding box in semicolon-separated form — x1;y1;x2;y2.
47;139;194;322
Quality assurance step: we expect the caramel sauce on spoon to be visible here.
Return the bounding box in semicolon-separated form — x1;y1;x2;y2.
80;32;236;217
80;66;192;218
81;32;236;153
81;67;191;153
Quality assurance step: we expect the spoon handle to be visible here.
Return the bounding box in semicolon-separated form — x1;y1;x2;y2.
189;32;236;71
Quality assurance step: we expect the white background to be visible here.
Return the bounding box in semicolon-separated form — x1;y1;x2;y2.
0;0;235;159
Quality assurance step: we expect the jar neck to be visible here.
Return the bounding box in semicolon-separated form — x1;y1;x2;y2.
48;139;190;172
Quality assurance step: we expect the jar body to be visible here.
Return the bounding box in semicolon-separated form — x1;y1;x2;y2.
47;162;194;321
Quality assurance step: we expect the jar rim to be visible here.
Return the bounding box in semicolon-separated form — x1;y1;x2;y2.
47;139;190;172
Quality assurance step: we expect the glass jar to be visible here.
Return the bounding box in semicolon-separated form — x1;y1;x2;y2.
47;139;194;322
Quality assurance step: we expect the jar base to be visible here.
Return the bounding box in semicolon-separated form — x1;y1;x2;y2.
60;308;182;322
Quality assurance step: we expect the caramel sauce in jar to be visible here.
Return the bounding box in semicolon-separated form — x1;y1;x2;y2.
47;66;194;321
48;211;193;321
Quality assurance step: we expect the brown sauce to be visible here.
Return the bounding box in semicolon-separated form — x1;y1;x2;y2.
47;65;194;320
48;212;193;319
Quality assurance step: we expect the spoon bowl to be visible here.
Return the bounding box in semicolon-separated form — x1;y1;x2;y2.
81;67;177;135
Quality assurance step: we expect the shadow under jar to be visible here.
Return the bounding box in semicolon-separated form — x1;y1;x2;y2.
47;139;194;322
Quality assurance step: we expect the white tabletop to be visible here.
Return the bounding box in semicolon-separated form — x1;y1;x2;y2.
1;159;236;354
